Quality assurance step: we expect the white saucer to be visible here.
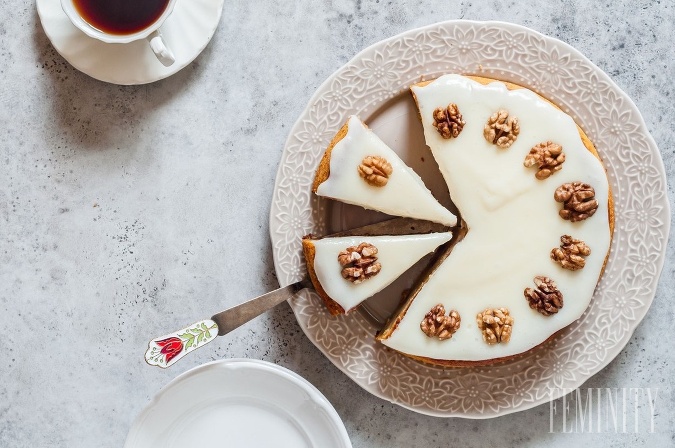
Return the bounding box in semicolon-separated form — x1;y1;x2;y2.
36;0;225;85
124;359;352;448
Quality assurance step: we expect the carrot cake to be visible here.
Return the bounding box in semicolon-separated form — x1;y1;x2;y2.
306;74;613;366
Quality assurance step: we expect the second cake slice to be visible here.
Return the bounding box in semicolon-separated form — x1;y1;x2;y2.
303;231;452;315
313;116;457;227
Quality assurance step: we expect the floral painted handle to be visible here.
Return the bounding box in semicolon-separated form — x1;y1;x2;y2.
145;278;311;368
145;320;218;368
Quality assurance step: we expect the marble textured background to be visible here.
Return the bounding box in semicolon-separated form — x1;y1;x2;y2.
1;0;673;447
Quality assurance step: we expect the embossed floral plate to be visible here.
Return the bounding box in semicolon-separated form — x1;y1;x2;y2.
124;359;352;447
269;21;670;418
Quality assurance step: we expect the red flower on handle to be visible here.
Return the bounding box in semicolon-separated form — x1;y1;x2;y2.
155;337;183;363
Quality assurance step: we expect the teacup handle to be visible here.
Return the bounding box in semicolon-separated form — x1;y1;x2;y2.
147;29;175;67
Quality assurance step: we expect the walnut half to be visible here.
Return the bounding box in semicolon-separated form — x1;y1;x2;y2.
524;276;563;316
338;242;381;284
551;235;591;270
358;156;392;187
554;182;598;222
524;141;565;179
476;307;513;344
433;103;466;139
420;304;461;340
484;109;520;149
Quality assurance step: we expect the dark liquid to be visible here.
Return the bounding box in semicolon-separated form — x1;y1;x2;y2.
73;0;170;35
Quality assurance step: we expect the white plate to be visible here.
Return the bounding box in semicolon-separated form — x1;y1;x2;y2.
36;0;224;85
125;359;352;448
269;21;670;418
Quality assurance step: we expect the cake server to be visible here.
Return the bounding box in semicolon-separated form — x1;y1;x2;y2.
145;217;451;368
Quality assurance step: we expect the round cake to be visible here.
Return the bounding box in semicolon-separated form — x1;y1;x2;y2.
306;74;614;366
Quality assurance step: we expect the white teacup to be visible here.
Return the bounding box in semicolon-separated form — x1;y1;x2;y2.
61;0;177;67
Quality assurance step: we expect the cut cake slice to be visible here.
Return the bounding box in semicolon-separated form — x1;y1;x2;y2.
313;115;457;227
302;218;453;315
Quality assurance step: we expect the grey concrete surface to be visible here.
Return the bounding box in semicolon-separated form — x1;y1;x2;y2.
1;0;673;446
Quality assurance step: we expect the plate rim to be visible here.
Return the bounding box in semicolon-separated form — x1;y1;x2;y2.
124;358;352;447
269;19;671;418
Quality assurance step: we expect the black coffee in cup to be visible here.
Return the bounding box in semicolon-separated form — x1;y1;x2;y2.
73;0;171;35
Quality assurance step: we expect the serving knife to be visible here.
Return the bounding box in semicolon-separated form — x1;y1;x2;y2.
145;217;452;368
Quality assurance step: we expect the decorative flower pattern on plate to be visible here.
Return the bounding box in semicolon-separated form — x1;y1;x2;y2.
293;118;334;155
528;47;580;91
326;332;363;365
401;31;442;66
598;281;644;330
269;21;669;418
535;348;586;389
358;50;399;90
625;150;661;186
273;194;312;246
626;243;660;278
624;195;665;247
598;89;641;147
576;71;606;109
583;325;616;361
495;373;537;409
488;30;529;61
442;27;484;67
366;348;411;399
452;373;500;413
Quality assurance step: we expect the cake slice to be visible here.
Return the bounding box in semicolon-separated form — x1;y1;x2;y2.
303;226;452;315
313;116;457;227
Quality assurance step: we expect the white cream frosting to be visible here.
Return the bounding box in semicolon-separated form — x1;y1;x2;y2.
380;75;611;361
312;233;452;312
316;116;457;227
